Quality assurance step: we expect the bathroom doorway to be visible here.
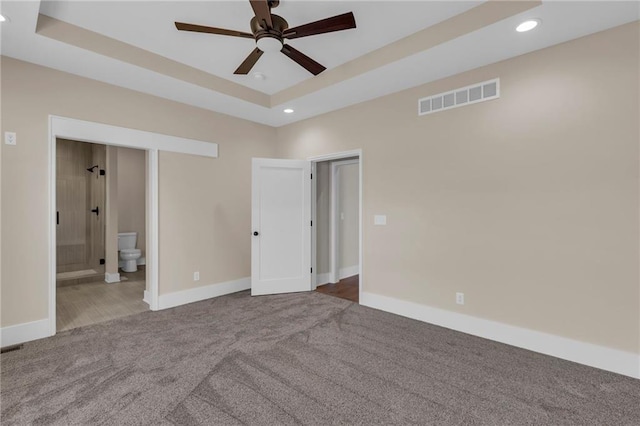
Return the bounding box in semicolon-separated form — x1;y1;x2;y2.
55;139;148;331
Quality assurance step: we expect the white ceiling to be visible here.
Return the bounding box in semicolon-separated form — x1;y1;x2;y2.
1;1;638;127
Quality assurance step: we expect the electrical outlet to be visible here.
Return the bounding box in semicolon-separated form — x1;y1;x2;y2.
193;271;200;281
4;132;16;145
456;292;465;305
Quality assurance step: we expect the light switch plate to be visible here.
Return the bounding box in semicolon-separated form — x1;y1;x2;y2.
374;215;387;225
4;132;16;145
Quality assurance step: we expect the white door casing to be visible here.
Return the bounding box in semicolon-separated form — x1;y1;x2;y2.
251;158;311;296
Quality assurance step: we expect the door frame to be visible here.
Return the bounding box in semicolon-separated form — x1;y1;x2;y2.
308;149;363;302
48;115;217;336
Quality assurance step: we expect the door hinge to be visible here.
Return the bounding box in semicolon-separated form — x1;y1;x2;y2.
311;267;313;273
311;220;313;226
311;173;313;179
100;258;105;265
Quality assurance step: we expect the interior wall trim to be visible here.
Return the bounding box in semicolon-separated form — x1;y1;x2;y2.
316;272;331;286
146;149;159;311
50;115;218;158
339;265;359;280
104;272;121;283
158;277;251;310
0;319;50;348
360;291;640;379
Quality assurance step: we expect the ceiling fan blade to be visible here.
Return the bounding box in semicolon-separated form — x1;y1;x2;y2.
234;48;264;75
281;44;326;76
283;12;356;40
175;22;254;39
250;0;273;28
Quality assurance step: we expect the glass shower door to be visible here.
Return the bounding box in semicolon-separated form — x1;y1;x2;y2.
56;139;106;280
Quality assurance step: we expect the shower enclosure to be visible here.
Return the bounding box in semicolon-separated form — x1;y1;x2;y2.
56;139;106;282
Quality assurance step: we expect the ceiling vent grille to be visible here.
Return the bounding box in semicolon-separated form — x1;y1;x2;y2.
418;78;500;116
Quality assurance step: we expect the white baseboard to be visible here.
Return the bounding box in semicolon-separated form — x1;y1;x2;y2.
360;292;640;379
105;272;121;283
143;290;151;306
316;267;358;287
158;277;250;310
316;272;331;286
339;265;359;280
1;319;51;348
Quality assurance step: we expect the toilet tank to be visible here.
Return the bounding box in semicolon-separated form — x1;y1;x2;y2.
118;232;137;250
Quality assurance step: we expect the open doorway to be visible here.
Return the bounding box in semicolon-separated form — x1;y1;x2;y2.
312;156;361;303
55;139;148;331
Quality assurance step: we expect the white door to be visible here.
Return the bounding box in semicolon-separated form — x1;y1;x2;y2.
251;158;311;296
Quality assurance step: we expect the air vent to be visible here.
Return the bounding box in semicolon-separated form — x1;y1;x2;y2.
1;344;23;354
418;78;500;116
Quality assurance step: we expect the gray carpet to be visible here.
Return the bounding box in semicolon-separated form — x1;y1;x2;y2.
1;290;639;425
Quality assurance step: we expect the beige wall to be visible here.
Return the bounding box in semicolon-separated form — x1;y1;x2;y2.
117;147;146;256
338;163;359;272
0;57;277;328
277;23;640;354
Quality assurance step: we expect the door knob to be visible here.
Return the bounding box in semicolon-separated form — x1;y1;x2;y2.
253;231;259;236
91;206;100;216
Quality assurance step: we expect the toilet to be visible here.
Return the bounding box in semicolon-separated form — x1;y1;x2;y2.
118;232;141;273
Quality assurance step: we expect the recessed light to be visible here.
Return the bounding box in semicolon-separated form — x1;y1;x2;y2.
0;14;7;23
253;72;266;81
516;19;540;33
283;108;294;114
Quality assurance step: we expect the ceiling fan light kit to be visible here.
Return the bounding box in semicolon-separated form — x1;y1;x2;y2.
256;37;282;53
175;0;356;76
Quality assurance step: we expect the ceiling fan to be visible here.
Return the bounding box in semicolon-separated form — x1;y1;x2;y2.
175;0;356;76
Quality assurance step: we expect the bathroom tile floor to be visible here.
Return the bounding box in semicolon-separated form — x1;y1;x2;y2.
56;267;148;332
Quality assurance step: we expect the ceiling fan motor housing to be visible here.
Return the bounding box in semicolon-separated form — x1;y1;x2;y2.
251;14;288;39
